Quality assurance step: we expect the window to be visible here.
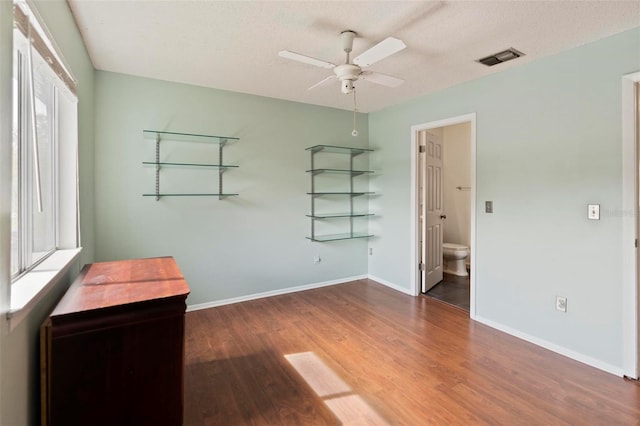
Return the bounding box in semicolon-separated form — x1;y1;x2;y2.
10;2;79;285
11;34;56;277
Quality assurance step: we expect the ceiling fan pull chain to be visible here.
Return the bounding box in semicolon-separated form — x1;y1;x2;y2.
352;88;358;137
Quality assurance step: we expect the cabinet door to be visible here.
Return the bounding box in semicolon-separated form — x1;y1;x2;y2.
47;306;185;426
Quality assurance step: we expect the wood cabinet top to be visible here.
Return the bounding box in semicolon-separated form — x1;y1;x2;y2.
51;257;190;317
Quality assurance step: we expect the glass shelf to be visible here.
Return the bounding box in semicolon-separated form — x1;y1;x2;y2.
306;232;373;242
307;212;374;218
143;193;238;197
142;161;238;169
308;192;374;196
306;144;374;242
143;130;239;144
305;144;373;154
306;168;373;176
143;129;239;201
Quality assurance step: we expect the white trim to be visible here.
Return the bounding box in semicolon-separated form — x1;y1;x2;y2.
186;275;367;312
21;0;77;84
410;113;477;319
8;247;81;330
367;275;414;296
475;315;624;377
622;71;640;379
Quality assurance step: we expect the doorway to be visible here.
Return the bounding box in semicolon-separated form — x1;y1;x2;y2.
410;113;477;317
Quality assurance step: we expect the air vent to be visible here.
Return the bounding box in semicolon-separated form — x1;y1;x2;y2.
477;48;524;67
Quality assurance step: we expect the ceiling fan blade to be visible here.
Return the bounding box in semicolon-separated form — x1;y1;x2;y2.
278;50;335;69
308;75;337;90
360;71;404;88
353;37;406;67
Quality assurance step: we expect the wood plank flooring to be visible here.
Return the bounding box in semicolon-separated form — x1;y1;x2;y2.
184;279;640;425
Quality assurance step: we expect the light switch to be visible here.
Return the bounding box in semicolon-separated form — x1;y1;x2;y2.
485;201;493;213
588;204;600;220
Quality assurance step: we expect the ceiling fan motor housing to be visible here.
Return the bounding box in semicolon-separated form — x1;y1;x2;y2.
334;64;360;94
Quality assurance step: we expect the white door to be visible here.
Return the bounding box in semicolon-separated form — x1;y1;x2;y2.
420;130;444;292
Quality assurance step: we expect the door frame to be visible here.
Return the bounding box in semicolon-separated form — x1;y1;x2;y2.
410;113;477;318
622;71;640;379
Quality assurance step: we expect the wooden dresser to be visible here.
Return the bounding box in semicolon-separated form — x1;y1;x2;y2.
40;257;190;426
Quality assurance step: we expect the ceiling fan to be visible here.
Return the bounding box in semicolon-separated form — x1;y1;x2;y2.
278;30;406;95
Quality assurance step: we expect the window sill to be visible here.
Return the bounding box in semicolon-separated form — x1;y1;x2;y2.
8;247;82;331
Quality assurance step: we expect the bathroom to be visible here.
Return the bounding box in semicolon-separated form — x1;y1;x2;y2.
424;122;472;310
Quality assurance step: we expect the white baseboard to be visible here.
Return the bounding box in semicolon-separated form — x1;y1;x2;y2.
367;274;415;296
474;315;624;377
187;275;368;312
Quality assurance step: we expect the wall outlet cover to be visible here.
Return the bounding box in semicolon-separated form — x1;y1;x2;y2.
556;296;567;312
485;201;493;213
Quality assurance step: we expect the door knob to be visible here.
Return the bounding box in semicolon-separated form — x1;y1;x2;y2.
440;214;447;219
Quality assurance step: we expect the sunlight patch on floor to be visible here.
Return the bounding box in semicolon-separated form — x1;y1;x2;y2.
285;352;389;425
284;352;351;397
324;394;389;425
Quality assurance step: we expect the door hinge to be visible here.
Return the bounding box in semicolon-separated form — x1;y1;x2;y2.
636;239;638;248
419;145;426;153
419;262;425;271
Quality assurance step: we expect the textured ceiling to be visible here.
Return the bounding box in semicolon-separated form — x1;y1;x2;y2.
67;0;640;113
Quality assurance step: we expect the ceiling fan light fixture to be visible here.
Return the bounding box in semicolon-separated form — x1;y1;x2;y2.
341;79;355;94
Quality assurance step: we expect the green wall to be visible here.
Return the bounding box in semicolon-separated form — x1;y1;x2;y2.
0;1;95;425
368;27;640;371
94;71;370;305
0;2;638;423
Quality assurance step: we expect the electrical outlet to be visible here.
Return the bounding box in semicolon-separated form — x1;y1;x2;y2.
556;296;567;312
314;256;321;264
369;247;373;255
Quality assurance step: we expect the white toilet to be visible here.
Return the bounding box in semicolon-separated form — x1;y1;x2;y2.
442;243;470;277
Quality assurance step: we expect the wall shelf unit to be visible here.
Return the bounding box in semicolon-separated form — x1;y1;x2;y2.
306;144;375;242
142;130;239;200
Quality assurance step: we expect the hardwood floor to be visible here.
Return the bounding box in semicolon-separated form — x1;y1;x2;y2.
184;279;640;425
